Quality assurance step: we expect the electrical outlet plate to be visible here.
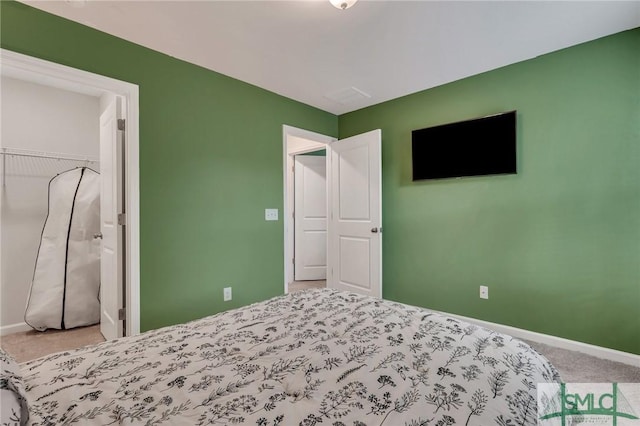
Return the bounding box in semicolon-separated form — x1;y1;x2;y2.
265;209;278;221
480;286;489;299
223;287;232;301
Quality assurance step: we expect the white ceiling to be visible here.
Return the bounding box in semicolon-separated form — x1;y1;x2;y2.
21;1;640;115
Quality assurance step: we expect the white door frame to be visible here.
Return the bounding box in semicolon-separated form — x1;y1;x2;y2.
1;48;141;336
282;125;335;293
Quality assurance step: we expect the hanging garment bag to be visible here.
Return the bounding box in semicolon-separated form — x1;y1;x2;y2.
25;167;101;331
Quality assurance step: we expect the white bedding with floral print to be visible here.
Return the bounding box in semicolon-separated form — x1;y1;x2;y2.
21;289;560;425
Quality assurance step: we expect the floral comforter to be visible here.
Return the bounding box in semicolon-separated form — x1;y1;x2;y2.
22;289;560;425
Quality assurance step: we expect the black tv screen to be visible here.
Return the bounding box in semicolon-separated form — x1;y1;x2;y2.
412;111;517;181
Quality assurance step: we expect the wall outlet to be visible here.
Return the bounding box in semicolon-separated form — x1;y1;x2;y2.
223;287;232;302
265;209;279;221
480;285;489;299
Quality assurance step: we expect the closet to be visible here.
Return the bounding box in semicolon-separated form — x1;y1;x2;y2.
1;76;101;336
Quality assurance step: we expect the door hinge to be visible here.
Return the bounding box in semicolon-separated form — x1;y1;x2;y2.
117;213;126;226
117;119;126;131
118;308;126;321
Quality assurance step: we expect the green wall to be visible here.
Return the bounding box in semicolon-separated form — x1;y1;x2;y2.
0;1;337;331
339;29;640;354
2;1;638;354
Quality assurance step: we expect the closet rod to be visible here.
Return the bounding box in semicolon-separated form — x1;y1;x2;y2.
1;147;99;187
1;147;99;163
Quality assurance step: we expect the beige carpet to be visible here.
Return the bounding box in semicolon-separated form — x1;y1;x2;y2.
1;324;105;363
524;339;640;382
289;280;326;292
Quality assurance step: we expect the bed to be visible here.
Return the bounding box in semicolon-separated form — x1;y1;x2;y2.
2;288;560;425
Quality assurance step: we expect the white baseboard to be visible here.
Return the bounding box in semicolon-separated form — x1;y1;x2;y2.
0;322;32;336
439;311;640;368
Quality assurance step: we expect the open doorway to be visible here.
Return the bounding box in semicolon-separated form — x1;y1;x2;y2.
0;49;139;361
282;126;335;294
291;149;327;292
283;126;383;298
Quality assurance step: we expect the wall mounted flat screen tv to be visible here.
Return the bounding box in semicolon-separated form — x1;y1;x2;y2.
412;110;517;181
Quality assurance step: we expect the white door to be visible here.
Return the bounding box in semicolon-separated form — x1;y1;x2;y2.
327;129;382;298
294;155;327;281
99;97;125;340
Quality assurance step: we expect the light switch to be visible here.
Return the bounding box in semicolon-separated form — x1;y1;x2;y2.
265;209;279;221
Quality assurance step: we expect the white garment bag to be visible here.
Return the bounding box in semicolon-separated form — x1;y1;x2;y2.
25;167;101;331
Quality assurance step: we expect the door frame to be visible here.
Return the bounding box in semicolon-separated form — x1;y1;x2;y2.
282;125;335;293
1;48;141;336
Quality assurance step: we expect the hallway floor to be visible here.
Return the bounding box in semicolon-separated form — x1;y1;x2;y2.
289;280;326;292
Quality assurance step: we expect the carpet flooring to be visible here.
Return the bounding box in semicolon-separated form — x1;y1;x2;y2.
524;339;640;382
1;324;105;363
289;280;327;292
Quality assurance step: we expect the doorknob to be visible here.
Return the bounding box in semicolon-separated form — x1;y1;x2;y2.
93;233;103;239
371;227;379;233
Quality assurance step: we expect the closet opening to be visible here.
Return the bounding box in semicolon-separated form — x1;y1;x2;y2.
0;49;140;362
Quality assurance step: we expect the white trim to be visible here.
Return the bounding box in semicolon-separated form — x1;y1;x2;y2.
437;310;640;367
123;84;140;338
0;322;32;336
282;125;335;294
1;49;141;337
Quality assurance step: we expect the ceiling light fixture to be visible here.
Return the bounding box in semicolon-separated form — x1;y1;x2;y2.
330;0;358;10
